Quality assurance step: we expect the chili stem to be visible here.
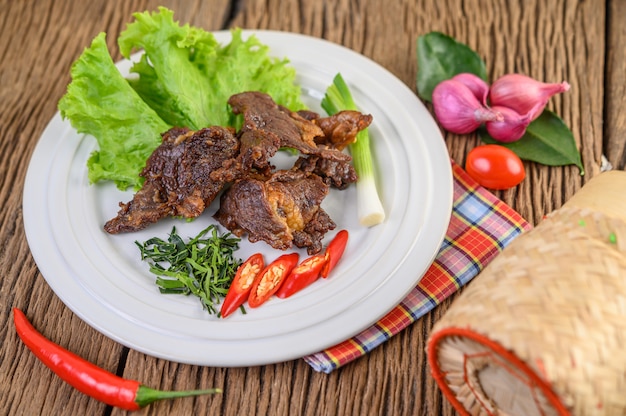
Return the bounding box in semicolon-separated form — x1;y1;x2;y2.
135;386;223;408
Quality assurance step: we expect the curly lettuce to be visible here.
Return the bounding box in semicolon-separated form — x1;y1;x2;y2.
58;7;304;190
58;32;168;190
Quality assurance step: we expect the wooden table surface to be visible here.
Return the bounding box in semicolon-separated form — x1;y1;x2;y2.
2;0;624;415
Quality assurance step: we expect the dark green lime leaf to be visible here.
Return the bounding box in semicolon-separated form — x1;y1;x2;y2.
480;110;584;175
416;32;488;102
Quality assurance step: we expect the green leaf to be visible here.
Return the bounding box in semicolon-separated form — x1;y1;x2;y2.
60;7;304;190
136;225;242;314
119;9;304;129
119;7;218;130
480;110;584;175
416;31;488;102
57;32;169;191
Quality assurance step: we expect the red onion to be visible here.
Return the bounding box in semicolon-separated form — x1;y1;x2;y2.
489;74;570;121
451;73;490;105
432;79;503;135
485;105;533;142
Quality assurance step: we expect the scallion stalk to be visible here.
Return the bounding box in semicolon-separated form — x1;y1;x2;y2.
321;73;385;226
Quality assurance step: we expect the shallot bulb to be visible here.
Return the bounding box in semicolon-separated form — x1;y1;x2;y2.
451;73;490;105
489;74;570;121
432;79;503;135
485;105;532;143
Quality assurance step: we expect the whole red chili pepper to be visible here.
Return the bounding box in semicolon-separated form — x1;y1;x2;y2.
13;308;221;411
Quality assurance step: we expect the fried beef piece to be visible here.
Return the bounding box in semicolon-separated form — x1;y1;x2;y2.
213;170;335;254
313;110;373;151
104;126;239;234
227;91;351;162
209;128;281;183
237;129;281;173
296;111;371;188
293;155;358;190
294;109;320;121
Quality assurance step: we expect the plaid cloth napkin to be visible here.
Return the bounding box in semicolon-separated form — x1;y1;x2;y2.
303;160;532;373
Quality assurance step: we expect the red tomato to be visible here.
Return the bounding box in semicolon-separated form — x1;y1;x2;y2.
465;145;525;190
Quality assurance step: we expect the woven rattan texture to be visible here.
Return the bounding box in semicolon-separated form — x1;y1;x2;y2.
429;171;626;415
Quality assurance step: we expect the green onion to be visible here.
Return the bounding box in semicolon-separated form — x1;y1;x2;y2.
321;73;385;226
136;225;242;315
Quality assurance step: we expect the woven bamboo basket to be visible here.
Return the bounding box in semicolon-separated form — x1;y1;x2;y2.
427;170;626;416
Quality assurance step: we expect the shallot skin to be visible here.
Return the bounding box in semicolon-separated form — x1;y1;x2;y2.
489;73;570;121
451;73;490;105
432;79;502;135
485;105;532;143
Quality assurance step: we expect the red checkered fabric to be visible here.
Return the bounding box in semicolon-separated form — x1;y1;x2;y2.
304;160;531;373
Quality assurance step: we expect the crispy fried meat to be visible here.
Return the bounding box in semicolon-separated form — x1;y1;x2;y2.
104;91;373;253
213;169;335;254
228;91;351;162
293;155;358;190
313;110;373;151
104;126;239;233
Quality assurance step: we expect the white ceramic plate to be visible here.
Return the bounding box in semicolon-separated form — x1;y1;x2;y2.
23;31;452;367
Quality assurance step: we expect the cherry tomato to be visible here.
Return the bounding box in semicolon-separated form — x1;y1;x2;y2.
465;145;525;190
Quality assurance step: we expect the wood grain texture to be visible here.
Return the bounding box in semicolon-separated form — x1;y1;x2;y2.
605;0;626;170
0;0;620;415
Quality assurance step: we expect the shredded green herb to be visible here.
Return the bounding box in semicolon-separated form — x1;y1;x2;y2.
136;225;242;314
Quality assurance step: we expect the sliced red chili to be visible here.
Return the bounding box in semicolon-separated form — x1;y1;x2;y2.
220;253;264;318
247;253;299;308
276;254;327;299
321;229;349;278
13;308;221;411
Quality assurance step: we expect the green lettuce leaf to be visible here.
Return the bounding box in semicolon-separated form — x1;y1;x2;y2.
119;7;304;128
59;7;305;190
58;32;169;190
118;7;219;129
203;28;305;126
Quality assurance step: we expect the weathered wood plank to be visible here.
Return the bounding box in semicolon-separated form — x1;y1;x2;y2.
605;0;626;170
